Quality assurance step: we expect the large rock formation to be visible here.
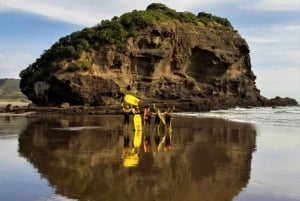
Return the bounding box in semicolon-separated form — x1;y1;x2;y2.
19;3;297;111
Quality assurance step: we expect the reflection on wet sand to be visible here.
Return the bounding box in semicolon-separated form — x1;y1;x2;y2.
122;123;173;168
122;129;141;168
0;116;28;137
18;115;256;201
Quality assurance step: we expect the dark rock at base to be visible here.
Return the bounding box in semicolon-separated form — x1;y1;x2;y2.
265;96;299;107
0;96;298;116
60;102;70;109
5;104;13;112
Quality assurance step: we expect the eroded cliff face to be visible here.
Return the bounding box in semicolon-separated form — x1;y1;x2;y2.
32;22;261;110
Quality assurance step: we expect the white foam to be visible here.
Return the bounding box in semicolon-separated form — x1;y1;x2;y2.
175;106;300;127
53;126;102;131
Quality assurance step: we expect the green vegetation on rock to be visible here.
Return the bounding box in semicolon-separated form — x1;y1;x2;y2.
66;61;92;72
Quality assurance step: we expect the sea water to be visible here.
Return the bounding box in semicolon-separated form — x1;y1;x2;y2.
175;106;300;127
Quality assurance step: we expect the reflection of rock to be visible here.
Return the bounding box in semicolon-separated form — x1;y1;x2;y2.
18;116;256;201
168;117;256;201
0;116;29;137
59;119;69;127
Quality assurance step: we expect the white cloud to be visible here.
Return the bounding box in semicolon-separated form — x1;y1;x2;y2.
245;0;300;11
2;0;298;26
241;24;300;67
2;0;201;26
241;23;300;102
0;53;34;78
1;0;123;26
255;67;300;102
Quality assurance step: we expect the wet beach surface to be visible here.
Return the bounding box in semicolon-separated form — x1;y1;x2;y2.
0;115;299;201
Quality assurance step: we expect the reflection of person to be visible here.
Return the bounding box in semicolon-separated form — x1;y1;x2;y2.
124;135;130;149
153;105;161;134
122;131;140;168
122;135;130;159
143;135;151;153
154;110;160;125
143;106;152;125
164;122;173;151
165;133;172;151
122;103;132;125
154;134;160;148
165;108;173;126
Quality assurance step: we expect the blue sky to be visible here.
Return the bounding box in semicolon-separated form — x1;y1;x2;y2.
0;0;299;102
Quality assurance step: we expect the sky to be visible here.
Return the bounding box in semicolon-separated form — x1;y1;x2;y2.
0;0;299;102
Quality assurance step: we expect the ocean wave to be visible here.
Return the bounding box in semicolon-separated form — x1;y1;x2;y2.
175;106;300;127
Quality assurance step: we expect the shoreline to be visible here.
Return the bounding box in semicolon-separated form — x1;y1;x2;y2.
0;105;123;116
0;97;298;116
1;105;299;117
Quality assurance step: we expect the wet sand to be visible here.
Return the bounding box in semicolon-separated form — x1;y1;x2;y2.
0;115;299;201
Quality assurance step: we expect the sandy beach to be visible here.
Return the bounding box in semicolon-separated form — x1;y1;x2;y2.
1;109;299;201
